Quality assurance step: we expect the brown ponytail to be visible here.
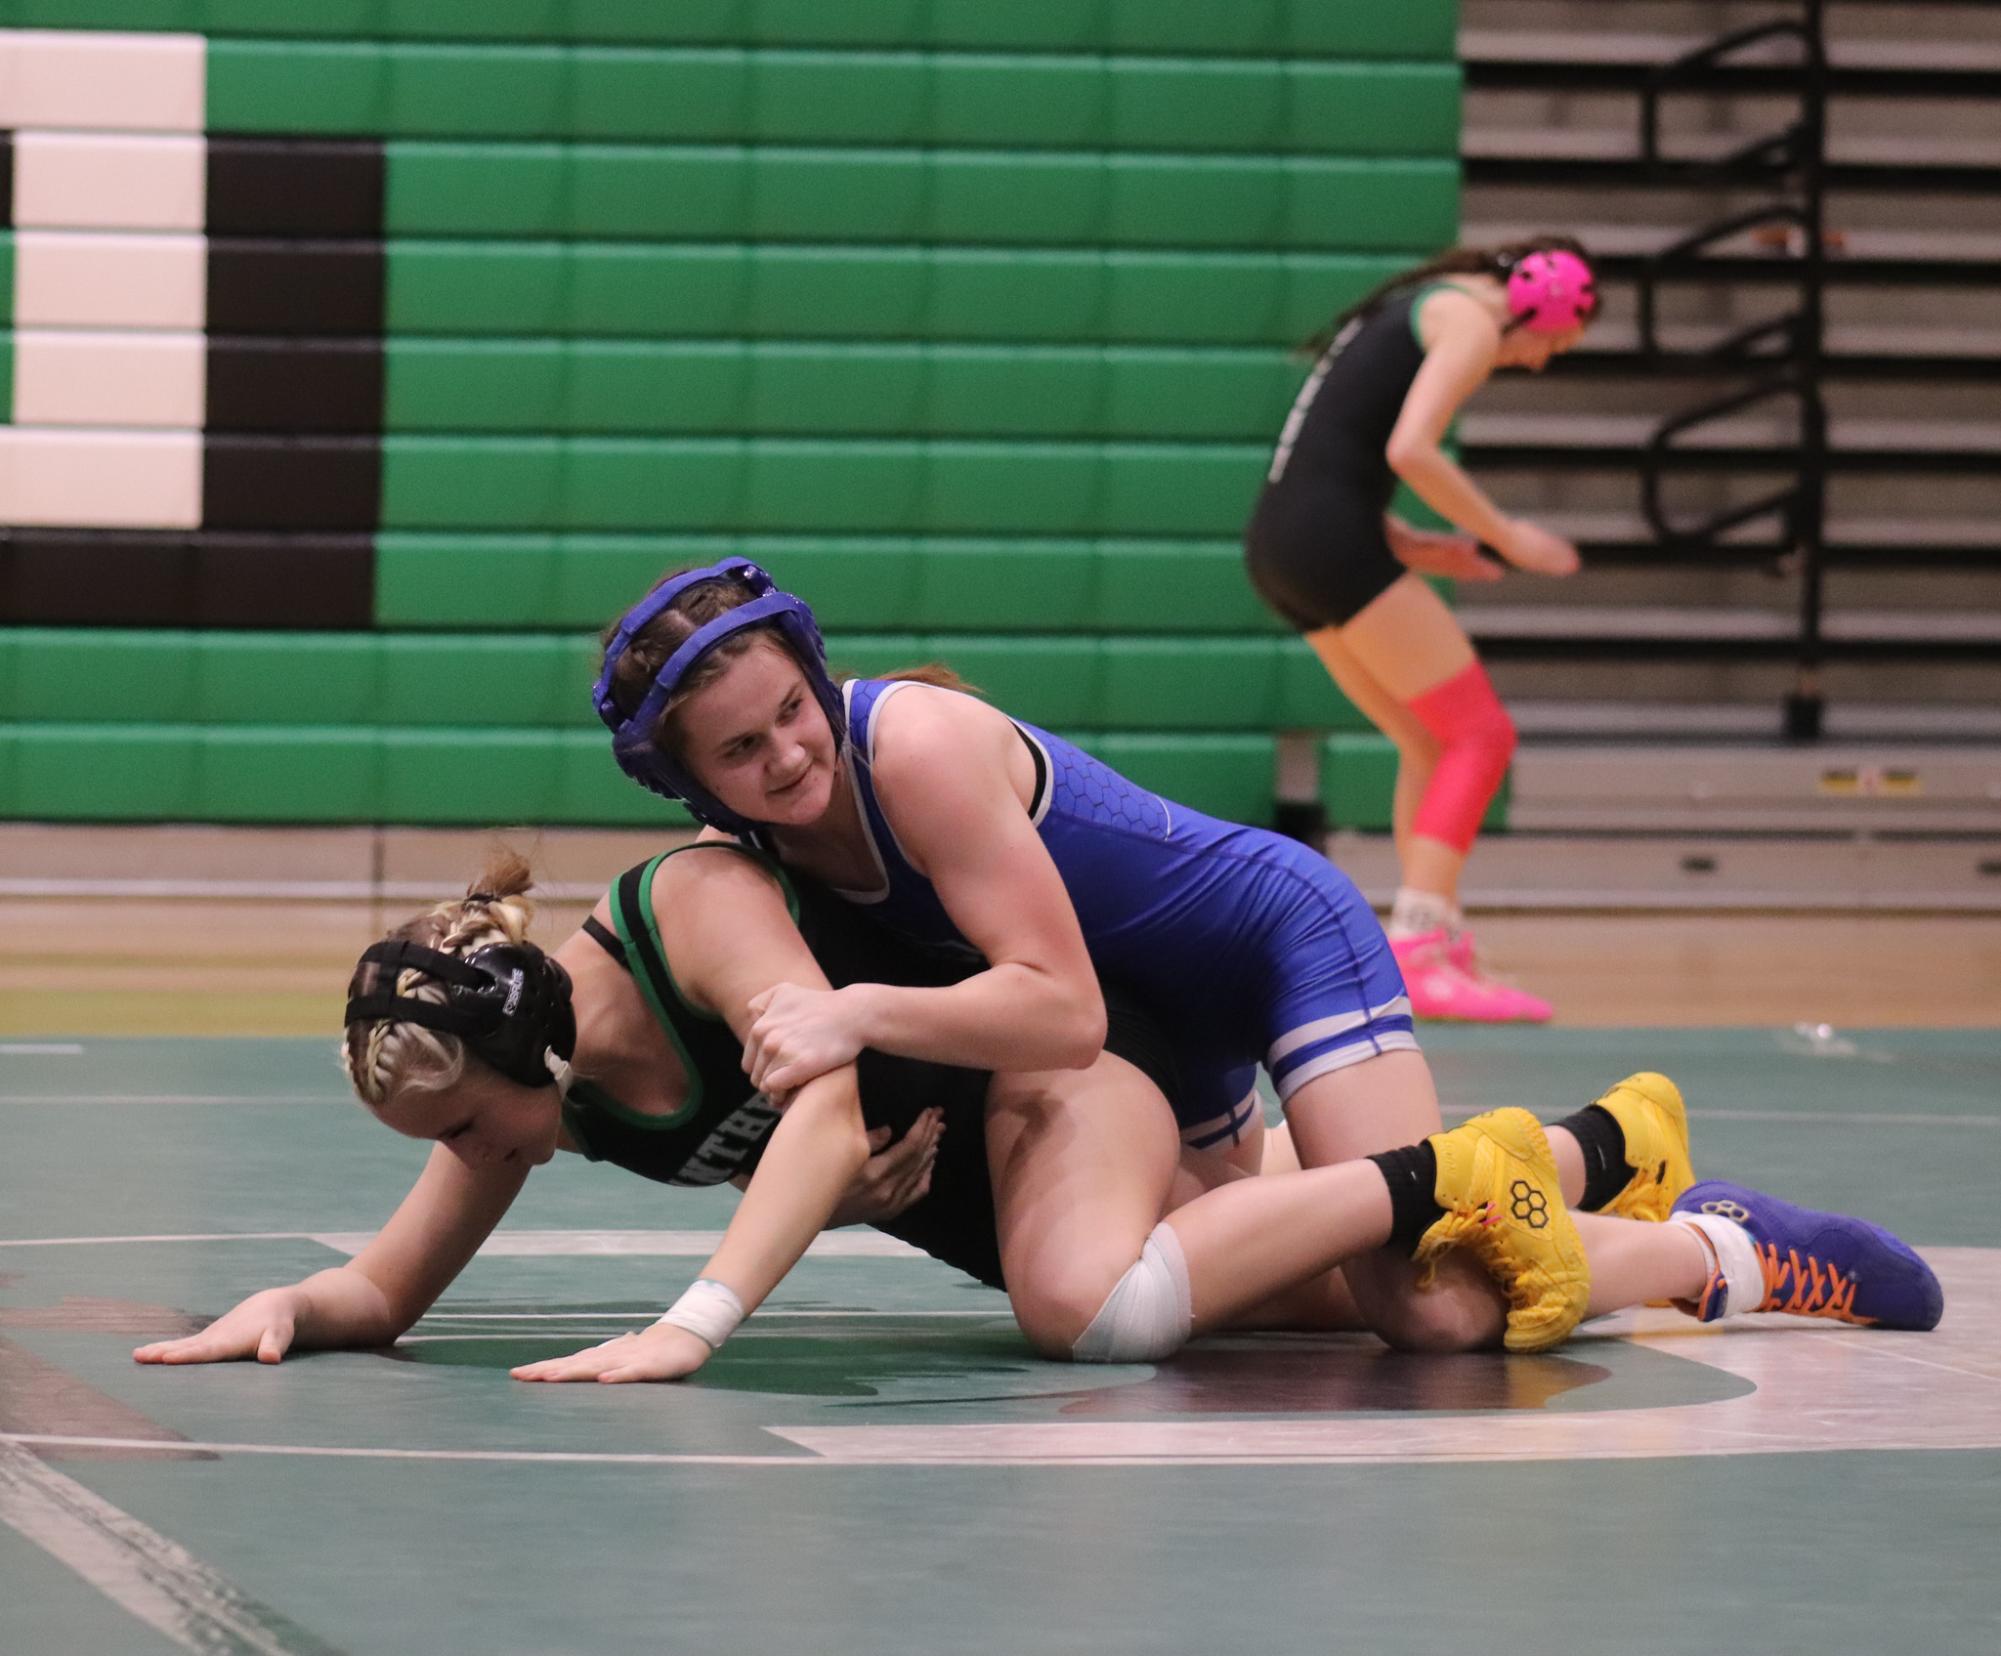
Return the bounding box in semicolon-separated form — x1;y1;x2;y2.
873;663;980;695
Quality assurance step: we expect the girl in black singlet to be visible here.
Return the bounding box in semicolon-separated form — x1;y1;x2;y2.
135;845;1456;1380
1246;236;1598;1025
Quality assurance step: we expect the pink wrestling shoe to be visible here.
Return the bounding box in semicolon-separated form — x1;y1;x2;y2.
1391;928;1554;1023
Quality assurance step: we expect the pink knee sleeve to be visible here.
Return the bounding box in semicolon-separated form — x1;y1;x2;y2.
1405;661;1516;854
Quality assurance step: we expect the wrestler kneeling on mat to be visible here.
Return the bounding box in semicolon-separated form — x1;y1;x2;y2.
130;841;1941;1381
129;850;1620;1380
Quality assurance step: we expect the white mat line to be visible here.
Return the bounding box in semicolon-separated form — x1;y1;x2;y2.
417;1310;1000;1322
1698;1107;1997;1127
0;1229;931;1260
10;1097;1999;1128
4;1427;1992;1473
312;1229;929;1260
3;1432;830;1470
0;1232;333;1249
1817;1334;2001;1387
0;877;607;901
1441;1106;1998;1128
0;1441;343;1656
398;1317;998;1342
1;1096;338;1106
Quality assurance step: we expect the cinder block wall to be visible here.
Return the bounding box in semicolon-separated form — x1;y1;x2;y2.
0;3;1461;828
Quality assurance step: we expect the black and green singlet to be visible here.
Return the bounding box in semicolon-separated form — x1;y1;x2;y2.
562;845;1006;1288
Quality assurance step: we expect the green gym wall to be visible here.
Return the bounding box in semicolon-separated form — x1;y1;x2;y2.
0;2;1465;830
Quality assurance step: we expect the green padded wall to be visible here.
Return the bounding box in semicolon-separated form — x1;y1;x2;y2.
0;3;1463;829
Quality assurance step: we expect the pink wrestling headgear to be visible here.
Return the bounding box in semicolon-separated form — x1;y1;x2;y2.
1502;249;1597;334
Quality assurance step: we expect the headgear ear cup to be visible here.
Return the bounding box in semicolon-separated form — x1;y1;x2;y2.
1504;249;1597;334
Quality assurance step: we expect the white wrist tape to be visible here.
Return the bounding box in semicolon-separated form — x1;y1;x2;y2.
656;1279;746;1351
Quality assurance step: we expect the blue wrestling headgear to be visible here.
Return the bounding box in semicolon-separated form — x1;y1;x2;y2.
345;939;577;1090
592;557;845;834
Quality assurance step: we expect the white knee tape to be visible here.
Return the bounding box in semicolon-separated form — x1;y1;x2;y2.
1071;1222;1194;1363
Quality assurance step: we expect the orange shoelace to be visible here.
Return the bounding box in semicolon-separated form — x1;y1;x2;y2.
1755;1242;1874;1324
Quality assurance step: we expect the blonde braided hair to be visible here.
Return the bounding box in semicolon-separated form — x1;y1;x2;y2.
339;850;538;1109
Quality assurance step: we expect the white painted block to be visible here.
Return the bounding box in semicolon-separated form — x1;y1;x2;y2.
13;133;206;232
14;233;207;330
0;30;205;132
13;331;207;429
0;428;203;529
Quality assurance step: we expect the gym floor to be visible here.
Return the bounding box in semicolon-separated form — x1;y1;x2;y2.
4;1022;1997;1656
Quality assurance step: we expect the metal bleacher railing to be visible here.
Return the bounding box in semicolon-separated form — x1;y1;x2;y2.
1636;5;1834;738
1458;0;2001;741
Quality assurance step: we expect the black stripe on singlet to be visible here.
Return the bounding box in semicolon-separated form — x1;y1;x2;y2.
613;862;683;1019
1018;724;1049;818
582;913;628;970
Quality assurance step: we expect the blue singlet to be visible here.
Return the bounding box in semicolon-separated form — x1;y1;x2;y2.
775;680;1417;1147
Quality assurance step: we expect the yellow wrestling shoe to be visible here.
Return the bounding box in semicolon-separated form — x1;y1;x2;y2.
1591;1072;1695;1223
1416;1107;1591;1353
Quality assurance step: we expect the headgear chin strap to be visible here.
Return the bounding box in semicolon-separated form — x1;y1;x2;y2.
345;940;578;1090
1502;248;1597;335
592;557;845;834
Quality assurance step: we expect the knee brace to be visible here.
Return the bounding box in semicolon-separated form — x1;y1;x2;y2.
1406;661;1516;854
1070;1222;1194;1364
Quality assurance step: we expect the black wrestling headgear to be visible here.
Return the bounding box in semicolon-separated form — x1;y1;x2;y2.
344;939;577;1089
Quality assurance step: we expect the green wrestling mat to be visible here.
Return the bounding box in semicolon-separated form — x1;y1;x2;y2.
4;1030;1997;1655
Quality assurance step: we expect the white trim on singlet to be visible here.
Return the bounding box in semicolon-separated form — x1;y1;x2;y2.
1265;322;1352;485
1275;1031;1420;1100
1179;1087;1263;1152
1017;722;1055;827
1266;994;1415;1066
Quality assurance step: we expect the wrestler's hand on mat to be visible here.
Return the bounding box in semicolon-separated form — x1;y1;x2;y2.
829;1107;943;1226
510;1322;713;1384
742;982;866;1095
1495;519;1582;577
1384;518;1505;583
133;1287;302;1366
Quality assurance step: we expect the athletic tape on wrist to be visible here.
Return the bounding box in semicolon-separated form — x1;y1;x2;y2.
656;1279;746;1351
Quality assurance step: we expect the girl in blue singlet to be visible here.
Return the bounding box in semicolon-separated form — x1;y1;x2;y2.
827;673;1410;1153
591;562;1740;1358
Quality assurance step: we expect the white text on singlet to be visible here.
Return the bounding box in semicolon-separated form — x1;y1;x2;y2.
1265;314;1361;484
